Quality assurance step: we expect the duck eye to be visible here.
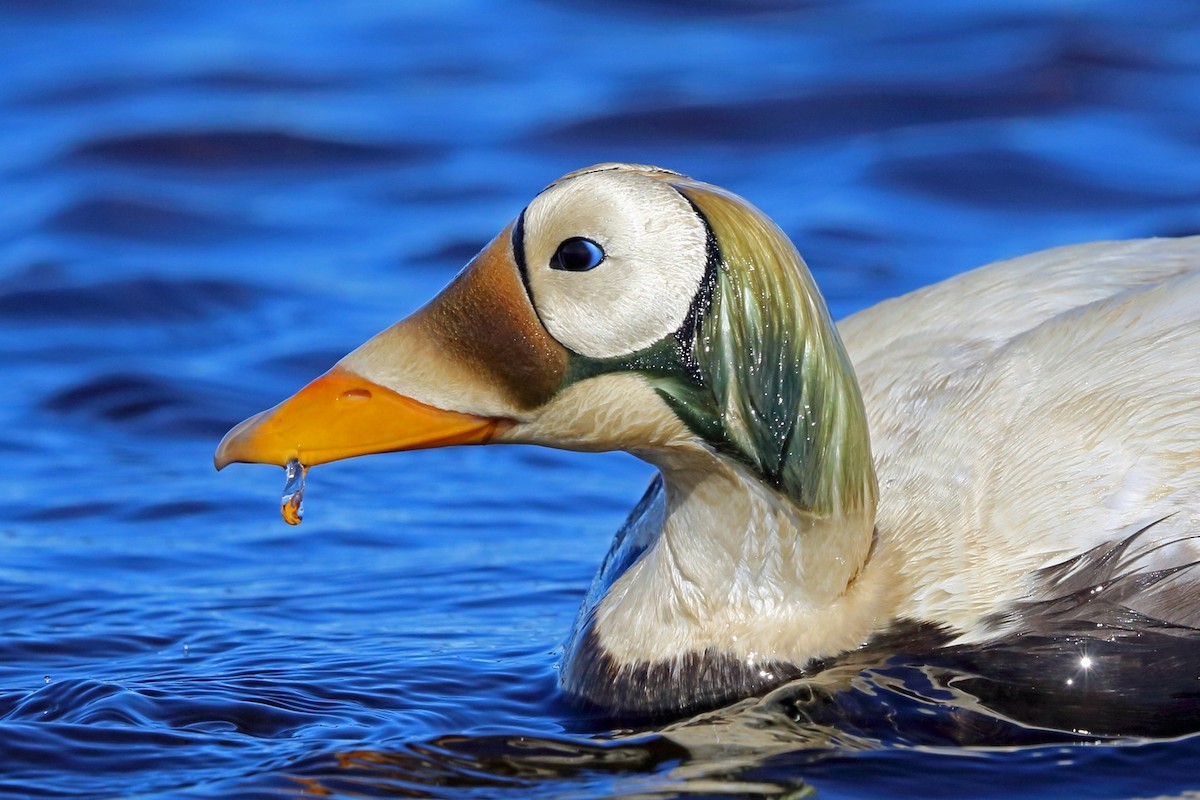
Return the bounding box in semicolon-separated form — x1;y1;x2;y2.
551;237;605;272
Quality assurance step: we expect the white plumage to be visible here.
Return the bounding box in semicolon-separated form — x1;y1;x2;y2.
840;237;1200;634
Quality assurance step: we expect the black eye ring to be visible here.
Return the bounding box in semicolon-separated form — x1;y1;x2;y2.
550;237;605;272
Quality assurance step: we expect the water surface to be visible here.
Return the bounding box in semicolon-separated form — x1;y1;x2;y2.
2;1;1199;797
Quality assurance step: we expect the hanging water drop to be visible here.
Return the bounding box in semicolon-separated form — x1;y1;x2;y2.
281;458;307;525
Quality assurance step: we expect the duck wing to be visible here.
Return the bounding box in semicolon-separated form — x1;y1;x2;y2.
838;237;1200;632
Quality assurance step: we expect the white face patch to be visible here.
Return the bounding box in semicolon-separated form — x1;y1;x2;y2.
518;169;710;360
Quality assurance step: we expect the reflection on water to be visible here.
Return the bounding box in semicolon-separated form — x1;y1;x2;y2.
3;0;1200;797
289;624;1200;798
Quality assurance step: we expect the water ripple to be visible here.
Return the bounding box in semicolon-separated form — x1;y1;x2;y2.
46;195;265;243
0;276;259;323
872;149;1200;210
69;129;437;173
534;74;1077;150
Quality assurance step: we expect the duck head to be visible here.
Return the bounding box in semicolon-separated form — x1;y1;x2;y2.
216;163;872;508
216;163;878;713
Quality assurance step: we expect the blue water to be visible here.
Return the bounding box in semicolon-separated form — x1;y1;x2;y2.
3;1;1199;797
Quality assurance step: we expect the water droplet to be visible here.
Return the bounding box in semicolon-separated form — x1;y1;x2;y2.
281;458;307;526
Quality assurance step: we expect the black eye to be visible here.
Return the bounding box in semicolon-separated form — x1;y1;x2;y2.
550;237;605;272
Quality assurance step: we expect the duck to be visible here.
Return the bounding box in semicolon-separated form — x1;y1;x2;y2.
215;163;1200;716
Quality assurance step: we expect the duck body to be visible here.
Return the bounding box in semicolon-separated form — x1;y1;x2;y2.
562;237;1200;713
842;238;1200;637
216;165;1200;717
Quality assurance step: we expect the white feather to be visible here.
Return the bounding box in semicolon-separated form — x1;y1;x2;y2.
520;169;708;359
838;237;1200;634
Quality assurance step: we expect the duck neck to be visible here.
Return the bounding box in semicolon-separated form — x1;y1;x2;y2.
562;444;884;714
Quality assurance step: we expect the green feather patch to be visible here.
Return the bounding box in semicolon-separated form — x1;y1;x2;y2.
670;181;876;517
558;177;876;519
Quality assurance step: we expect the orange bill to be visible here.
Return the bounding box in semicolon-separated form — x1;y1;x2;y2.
214;365;506;469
